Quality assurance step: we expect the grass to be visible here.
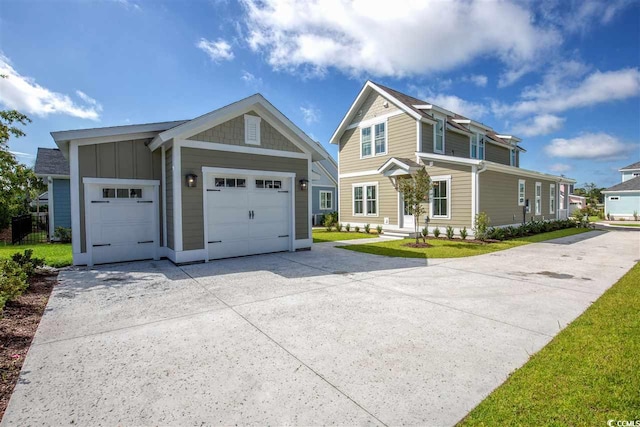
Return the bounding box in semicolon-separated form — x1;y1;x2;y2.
611;223;640;227
337;228;591;259
0;243;72;268
313;229;379;243
459;262;640;426
588;215;600;222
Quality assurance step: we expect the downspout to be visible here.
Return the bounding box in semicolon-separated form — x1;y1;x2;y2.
474;161;487;225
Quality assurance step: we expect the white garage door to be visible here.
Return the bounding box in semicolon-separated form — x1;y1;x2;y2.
206;172;293;260
85;180;159;265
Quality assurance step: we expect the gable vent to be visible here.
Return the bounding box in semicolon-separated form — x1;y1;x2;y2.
244;114;261;145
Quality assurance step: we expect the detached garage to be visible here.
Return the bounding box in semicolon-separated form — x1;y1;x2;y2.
51;94;326;265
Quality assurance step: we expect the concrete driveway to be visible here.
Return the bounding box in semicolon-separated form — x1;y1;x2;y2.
2;230;638;426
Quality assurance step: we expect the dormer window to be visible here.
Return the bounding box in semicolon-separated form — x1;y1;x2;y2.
434;117;445;154
510;149;517;166
470;132;485;159
360;120;387;158
244;114;261;145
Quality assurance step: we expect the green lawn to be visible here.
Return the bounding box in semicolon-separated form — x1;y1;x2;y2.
312;229;379;243
611;223;640;227
0;243;72;268
337;228;591;259
459;262;640;426
588;215;601;222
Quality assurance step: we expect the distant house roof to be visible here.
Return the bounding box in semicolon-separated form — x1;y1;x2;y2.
604;176;640;192
619;161;640;171
34;148;70;177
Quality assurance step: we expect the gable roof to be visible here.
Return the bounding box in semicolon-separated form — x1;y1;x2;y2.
604;175;640;192
34;148;70;177
620;161;640;171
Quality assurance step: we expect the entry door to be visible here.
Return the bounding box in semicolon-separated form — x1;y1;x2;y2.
206;174;292;260
402;195;414;229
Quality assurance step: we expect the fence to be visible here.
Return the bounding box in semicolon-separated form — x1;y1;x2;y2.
11;213;49;244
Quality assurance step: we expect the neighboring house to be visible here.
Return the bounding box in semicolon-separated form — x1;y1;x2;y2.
330;81;575;234
603;161;640;219
50;94;326;266
568;194;586;214
34;147;71;240
311;149;338;225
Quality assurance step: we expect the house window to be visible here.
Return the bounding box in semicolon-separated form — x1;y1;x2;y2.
244;114;261;145
216;178;247;188
102;188;143;199
535;182;542;215
320;191;333;210
353;183;377;216
609;196;620;201
510;149;517;166
518;179;525;206
361;122;386;157
478;135;485;160
431;177;451;218
550;184;556;214
470;132;485;159
256;179;281;189
434;118;445;153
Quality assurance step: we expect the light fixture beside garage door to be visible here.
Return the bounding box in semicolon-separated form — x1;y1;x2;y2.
299;178;309;191
185;173;198;188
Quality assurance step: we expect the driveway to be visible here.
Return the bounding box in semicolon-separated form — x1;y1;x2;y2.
2;230;638;426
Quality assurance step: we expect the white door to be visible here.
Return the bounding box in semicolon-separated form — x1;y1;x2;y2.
206;174;292;260
86;182;159;265
402;195;414;229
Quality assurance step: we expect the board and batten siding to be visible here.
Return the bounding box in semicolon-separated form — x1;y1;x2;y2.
479;171;557;226
424;162;473;229
77;139;162;253
188;111;302;153
165;147;174;250
181;148;309;251
339;176;399;227
349;91;401;126
339;112;416;174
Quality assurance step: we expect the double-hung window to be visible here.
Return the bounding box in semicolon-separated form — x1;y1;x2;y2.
320;191;333;210
510;149;517;166
478;135;485;159
353;184;377;216
518;179;525;206
361;122;386;157
470;132;485;159
549;184;556;214
431;177;451;218
434;118;445;153
535;182;542;215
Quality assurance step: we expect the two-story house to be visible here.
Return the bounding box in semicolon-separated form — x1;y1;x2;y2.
603;161;640;220
330;81;576;234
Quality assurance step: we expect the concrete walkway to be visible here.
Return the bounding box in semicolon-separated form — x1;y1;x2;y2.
2;230;638;426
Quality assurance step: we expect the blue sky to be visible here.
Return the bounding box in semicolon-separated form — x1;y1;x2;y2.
1;0;639;187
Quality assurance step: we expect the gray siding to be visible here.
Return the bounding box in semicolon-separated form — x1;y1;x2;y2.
181;148;309;251
52;178;71;229
444;131;470;158
165;147;174;250
486;143;510;165
77;139;162;253
188;111;302;153
312;185;337;215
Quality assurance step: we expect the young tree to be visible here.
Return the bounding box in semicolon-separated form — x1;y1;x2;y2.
395;167;432;244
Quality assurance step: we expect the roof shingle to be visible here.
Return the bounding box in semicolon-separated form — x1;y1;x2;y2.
34;148;70;176
605;176;640;192
620;161;640;171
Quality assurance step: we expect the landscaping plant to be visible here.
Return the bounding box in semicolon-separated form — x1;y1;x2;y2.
335;223;343;232
364;223;370;234
395;167;432;244
421;227;428;241
473;212;490;241
460;227;468;240
445;226;454;240
433;227;441;238
345;223;351;232
355;226;360;233
11;249;44;277
54;226;72;243
634;210;638;221
376;225;383;234
0;259;28;312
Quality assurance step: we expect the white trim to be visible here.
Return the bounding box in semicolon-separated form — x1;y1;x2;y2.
339;169;380;179
495;134;522;143
36;174;69;180
47;177;55;240
319;190;333;210
161;147;167;248
179;139;308;159
202;167;296;178
535;182;542;215
470;166;477;227
82;177;160;186
346;110;403;130
417;152;481;167
69;141;81;262
433;116;445;154
549;183;556;215
51;120;186;143
453;118;494;133
377;158;419;175
201;169;209;262
173;142;183;252
602;189;640;194
294;238;312;250
413;104;455;117
359;119;388;159
430;175;452;220
74;132;160;147
352;182;379;217
484;161;575;182
416;119;422;153
518;179;526;207
307;156;312;241
244;114;261;145
313;160;338;186
447;123;472;137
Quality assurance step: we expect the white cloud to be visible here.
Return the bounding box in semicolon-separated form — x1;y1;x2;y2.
430;94;488;119
463;74;488;87
0;54;102;120
494;66;640;117
511;114;565;137
240;70;262;88
548;163;572;173
242;0;559;78
196;38;235;62
300;105;320;125
544;133;636;160
113;0;141;11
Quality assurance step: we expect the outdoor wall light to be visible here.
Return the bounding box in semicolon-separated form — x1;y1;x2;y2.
299;178;309;191
185;173;198;188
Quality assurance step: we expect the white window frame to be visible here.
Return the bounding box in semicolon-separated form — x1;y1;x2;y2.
470;133;478;158
244;114;261;146
609;196;620;201
433;116;445;154
518;179;526;206
510;149;517;166
360;119;387;159
430;175;451;219
352;182;378;217
535;182;542;215
470;132;485;160
478;134;485;160
549;184;556;214
319;190;333;210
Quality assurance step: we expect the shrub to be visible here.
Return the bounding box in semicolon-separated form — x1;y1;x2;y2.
0;259;28;312
323;212;337;231
364;224;371;234
336;223;343;232
460;227;468;240
345;223;351;232
445;226;454;240
376;225;383;234
11;249;45;278
54;226;72;243
354;226;360;233
433;227;441;238
606;212;611;220
634;210;639;221
421;227;428;238
487;227;505;241
473;212;491;241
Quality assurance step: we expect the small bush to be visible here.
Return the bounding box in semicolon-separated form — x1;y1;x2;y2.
433;227;441;238
336;223;343;232
445;226;454;240
0;259;28;312
473;212;491;241
54;226;72;243
376;225;383;234
354;226;360;233
11;249;45;278
345;223;351;232
634;210;638;221
421;227;428;238
460;227;468;240
323;212;336;231
364;224;371;234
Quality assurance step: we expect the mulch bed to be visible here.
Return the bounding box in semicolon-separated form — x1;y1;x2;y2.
402;242;433;248
0;227;11;244
0;274;57;420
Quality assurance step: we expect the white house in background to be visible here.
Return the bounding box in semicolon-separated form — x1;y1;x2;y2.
603;161;640;220
311;151;338;225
